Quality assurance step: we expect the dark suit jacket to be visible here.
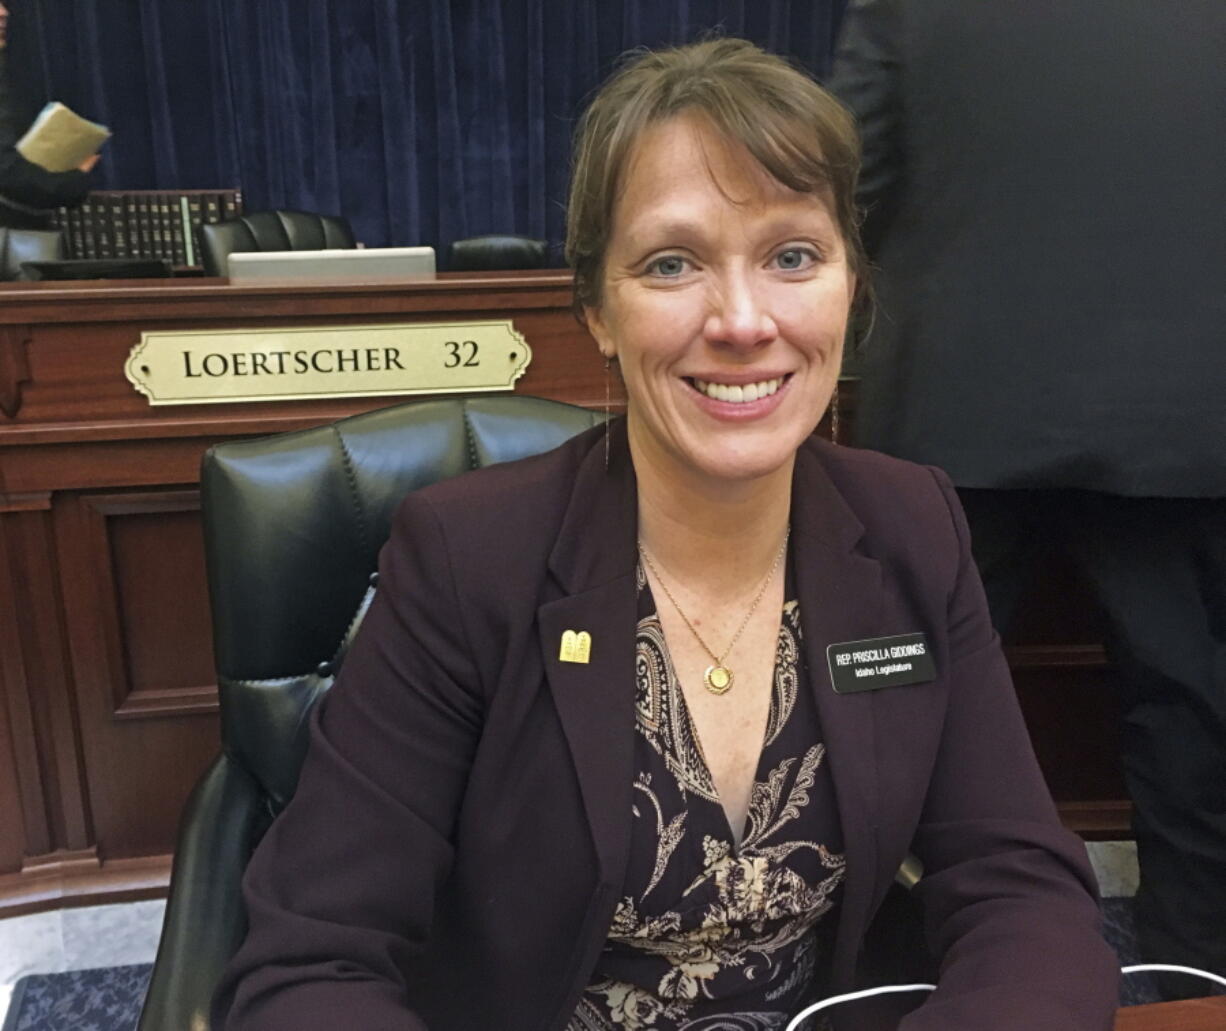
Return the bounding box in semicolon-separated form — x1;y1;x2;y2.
214;423;1118;1030
829;0;1226;497
0;53;90;218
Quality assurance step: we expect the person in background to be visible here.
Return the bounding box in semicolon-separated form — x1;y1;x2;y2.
0;1;97;226
829;0;1226;997
213;38;1118;1030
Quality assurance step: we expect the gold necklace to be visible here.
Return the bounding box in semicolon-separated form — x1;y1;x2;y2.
637;529;790;696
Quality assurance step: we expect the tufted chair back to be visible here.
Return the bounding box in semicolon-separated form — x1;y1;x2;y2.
198;209;357;277
448;233;549;271
137;395;603;1031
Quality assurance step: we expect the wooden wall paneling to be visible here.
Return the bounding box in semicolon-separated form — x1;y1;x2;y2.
991;533;1127;835
1012;661;1128;837
53;490;220;863
0;493;97;905
0;670;30;874
1;437;219;496
0;499;51;870
97;492;216;718
0;324;32;419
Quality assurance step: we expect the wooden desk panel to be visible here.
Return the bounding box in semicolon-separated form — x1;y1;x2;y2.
0;273;601;451
0;272;1129;914
1116;996;1226;1030
0;272;612;913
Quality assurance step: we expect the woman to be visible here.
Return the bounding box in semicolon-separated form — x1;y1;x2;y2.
214;39;1118;1030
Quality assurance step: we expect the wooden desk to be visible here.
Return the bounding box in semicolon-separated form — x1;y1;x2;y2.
1116;996;1226;1030
0;272;610;914
0;272;1129;914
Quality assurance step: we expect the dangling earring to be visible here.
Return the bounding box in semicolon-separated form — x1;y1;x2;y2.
829;381;841;445
603;356;612;471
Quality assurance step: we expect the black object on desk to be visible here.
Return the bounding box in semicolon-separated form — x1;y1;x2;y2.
21;258;172;280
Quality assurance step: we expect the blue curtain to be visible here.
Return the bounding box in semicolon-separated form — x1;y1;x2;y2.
7;0;847;258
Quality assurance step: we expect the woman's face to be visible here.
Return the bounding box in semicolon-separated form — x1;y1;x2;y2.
585;113;854;491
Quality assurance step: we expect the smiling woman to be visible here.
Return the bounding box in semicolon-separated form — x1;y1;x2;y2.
213;38;1119;1031
583;113;853;489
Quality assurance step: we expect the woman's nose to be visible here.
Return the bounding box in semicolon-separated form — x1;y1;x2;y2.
703;272;778;351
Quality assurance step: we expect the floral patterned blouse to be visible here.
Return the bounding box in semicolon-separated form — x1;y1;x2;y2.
567;560;846;1031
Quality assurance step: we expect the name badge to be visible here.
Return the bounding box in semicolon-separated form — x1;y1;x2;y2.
827;633;935;694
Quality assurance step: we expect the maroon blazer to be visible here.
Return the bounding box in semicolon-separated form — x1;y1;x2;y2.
214;422;1118;1030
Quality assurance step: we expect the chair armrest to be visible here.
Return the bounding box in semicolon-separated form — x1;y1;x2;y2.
138;754;270;1031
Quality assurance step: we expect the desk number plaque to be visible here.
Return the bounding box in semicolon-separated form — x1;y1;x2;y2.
125;320;532;406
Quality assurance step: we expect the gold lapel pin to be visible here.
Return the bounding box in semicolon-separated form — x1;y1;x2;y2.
559;629;592;664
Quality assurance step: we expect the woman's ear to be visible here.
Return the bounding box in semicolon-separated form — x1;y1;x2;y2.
584;305;617;360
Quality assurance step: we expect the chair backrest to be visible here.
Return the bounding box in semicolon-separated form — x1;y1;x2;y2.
137;394;603;1031
448;233;548;272
206;393;601;805
0;226;65;280
198;209;356;277
0;192;56;230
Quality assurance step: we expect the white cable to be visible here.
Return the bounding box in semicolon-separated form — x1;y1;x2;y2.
1121;964;1226;991
785;965;1226;1030
785;984;935;1031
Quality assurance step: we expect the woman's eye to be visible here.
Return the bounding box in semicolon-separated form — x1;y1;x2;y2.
774;247;817;271
646;255;689;277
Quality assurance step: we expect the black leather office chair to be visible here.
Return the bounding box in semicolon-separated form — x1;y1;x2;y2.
0;226;64;280
198;210;356;277
0;192;57;230
137;395;603;1031
448;233;548;271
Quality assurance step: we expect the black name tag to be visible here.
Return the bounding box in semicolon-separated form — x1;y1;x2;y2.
827;633;935;694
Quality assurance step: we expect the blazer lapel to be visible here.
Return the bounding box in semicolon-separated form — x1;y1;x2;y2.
538;583;637;891
792;442;887;987
538;420;638;893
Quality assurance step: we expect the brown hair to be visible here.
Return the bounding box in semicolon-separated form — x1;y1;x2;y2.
566;37;865;314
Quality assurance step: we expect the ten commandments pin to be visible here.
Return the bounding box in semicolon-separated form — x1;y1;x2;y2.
559;630;592;664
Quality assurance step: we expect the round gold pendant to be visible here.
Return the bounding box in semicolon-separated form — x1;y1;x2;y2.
704;665;733;695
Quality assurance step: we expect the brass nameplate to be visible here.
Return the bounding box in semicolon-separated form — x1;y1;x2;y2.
125;320;532;406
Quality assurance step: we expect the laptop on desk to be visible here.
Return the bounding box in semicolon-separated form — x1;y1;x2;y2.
226;247;436;283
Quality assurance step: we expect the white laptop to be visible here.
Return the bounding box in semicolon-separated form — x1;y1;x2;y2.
227;247;436;283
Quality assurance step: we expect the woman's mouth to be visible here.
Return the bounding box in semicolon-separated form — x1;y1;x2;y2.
687;375;790;404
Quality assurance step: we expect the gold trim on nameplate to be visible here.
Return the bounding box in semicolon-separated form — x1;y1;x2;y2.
124;320;532;406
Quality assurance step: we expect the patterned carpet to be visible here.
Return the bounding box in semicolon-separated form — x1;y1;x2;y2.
0;899;1213;1029
1104;897;1163;1007
2;964;151;1031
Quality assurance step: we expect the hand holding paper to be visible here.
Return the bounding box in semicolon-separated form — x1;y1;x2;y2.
16;101;110;173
